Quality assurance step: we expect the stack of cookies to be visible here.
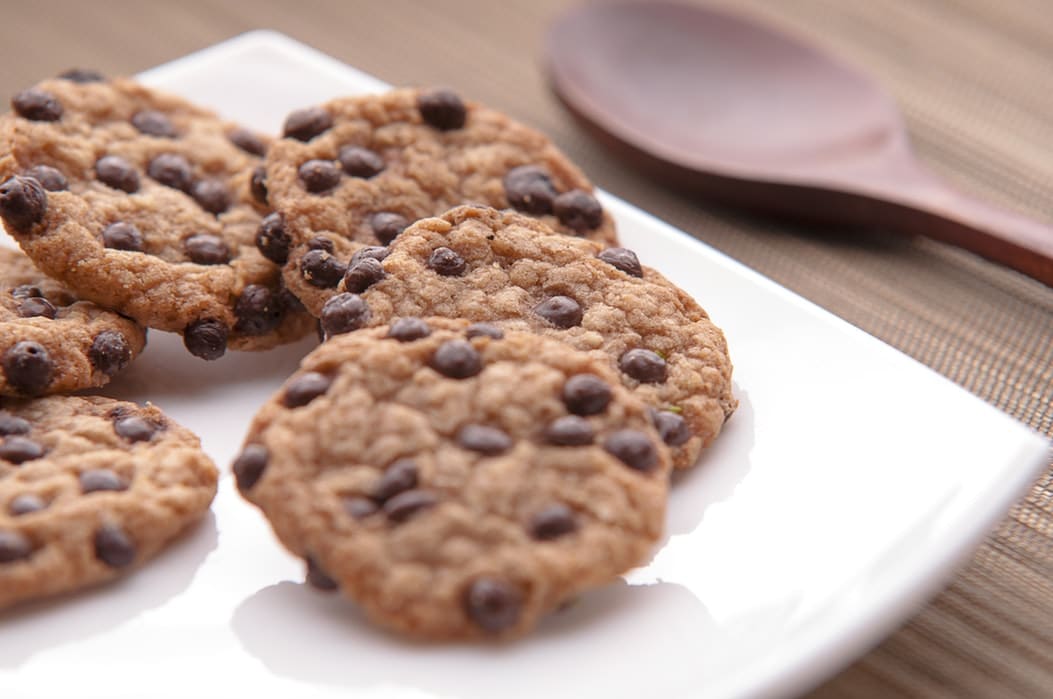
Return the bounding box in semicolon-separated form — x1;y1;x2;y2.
0;73;735;639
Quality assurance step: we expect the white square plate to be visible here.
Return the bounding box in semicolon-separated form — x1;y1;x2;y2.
0;32;1048;699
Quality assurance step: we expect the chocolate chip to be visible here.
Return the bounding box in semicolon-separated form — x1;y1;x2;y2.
307;236;334;252
234;285;283;336
184;233;230;265
12;88;62;121
562;375;612;415
0;175;47;230
597;247;643;277
0;530;32;563
554;190;604;231
457;424;512;455
183;319;228;360
387;317;431;342
305;556;338;591
370;458;418;502
0;412;31;436
250;165;268;204
95;156;140;193
233;444;268;491
9;285;42;299
350;245;390;266
464;577;522;633
384;489;438;523
603;430;659;472
619;349;667;383
298;159;342;193
339;145;385;178
418;88;467;130
114;415;158;443
533;296;583;328
255;212;289;264
543;416;594;446
465;323;504;340
283;372;332;408
80;469;128;494
652;410;692;446
148;153;193;192
0;436;44;463
24;165;67;191
319;293;371;338
430;340;482;379
344;496;378;519
529;504;579;540
101;221;144;251
89;330;132;376
301;249;346;288
343;256;385;293
94;523;136;568
503;165;557;215
58;68;105;83
283;106;332;141
369;212;408;245
191;179;231;214
131;110;177;138
427;247;466;276
228;128;267;156
17;297;56;319
8;494;46;516
2;341;53;395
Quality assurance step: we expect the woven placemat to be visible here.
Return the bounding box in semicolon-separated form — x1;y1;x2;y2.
2;1;1051;695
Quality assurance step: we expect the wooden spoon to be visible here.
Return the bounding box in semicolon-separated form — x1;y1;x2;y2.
546;1;1053;285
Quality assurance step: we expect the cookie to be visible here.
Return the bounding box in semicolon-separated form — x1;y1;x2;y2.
318;205;735;470
0;395;217;609
0;74;315;359
233;318;669;639
259;87;618;316
0;246;145;397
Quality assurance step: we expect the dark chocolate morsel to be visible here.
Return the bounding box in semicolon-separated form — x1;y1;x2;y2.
8;493;46;516
338;145;385;178
184;233;231;265
597;247;643;277
0;530;33;563
298;159;342;193
465;323;504;340
652;409;692;446
24;165;67;192
386;317;431;342
300;249;346;288
114;415;159;443
503;165;556;215
250;165;268;204
12;88;62;122
619;348;668;383
147;153;193;192
0;436;45;464
457;424;512;455
234;285;283;336
9;285;42;299
58;68;105;83
283;106;332;142
283;371;332;408
320;293;370;338
430;340;483;379
255;212;289;264
417;88;467;130
2;341;53;395
102;221;144;251
131;110;177;138
79;468;128;494
370;458;418;503
0;175;47;230
529;504;579;540
305;556;339;591
306;236;334;252
0;412;31;436
533;296;583;328
183;319;228;360
228;128;268;156
603;429;659;472
95;155;140;193
233;444;269;491
17;297;56;319
553;190;604;231
191;179;231;214
384;489;438;523
349;245;390;266
94;523;136;568
464;577;523;633
344;496;379;519
343;256;386;293
369;212;408;245
543;416;594;446
427;247;466;276
89;330;132;376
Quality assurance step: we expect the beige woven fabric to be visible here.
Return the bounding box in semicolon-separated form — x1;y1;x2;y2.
3;1;1051;695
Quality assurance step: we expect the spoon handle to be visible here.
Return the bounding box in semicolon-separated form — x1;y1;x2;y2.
857;161;1053;285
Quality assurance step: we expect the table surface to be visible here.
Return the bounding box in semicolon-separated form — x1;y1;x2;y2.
3;1;1052;696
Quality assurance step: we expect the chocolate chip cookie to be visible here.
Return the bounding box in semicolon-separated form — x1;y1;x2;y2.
0;395;217;609
318;205;735;470
260;87;618;316
234;318;669;639
0;246;146;397
0;74;314;359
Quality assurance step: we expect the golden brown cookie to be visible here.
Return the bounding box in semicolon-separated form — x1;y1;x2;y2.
0;246;145;397
259;87;618;316
0;74;314;359
318;205;736;470
233;319;669;640
0;395;217;609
